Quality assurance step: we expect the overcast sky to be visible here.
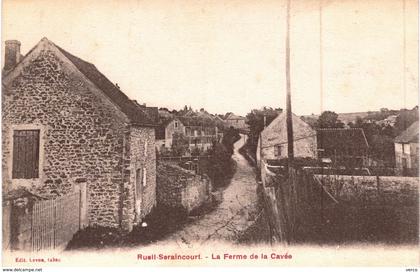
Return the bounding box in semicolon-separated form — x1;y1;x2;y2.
2;0;418;116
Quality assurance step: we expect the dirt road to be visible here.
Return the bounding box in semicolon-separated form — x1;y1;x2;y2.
165;134;258;245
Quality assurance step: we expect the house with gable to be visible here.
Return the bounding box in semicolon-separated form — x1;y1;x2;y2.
394;121;419;175
156;109;222;154
156;117;186;151
2;38;158;232
257;112;317;166
225;113;248;130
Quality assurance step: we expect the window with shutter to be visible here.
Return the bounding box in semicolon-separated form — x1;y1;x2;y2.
12;129;40;179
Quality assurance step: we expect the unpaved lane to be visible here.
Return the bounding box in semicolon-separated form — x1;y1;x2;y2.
164;134;258;245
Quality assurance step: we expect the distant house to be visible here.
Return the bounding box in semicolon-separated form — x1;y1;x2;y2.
316;128;369;167
156;118;185;151
2;38;158;232
394;121;419;175
225;113;248;130
376;115;398;127
257;112;317;166
156;116;221;154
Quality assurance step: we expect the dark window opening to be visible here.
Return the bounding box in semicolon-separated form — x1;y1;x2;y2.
12;129;40;179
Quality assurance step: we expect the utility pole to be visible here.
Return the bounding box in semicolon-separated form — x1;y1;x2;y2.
319;0;324;113
402;0;406;109
285;0;294;163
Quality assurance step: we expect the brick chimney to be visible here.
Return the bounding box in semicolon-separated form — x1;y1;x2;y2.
3;40;21;73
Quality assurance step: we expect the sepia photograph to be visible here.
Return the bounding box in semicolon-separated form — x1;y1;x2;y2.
1;0;419;270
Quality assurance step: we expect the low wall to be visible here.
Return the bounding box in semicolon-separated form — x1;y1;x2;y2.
156;162;212;213
313;175;419;205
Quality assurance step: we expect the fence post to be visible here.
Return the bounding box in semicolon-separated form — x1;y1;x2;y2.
75;178;88;230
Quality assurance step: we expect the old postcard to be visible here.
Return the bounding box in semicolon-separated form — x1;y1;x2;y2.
1;0;419;270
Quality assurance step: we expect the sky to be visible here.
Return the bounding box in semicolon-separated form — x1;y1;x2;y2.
2;0;418;116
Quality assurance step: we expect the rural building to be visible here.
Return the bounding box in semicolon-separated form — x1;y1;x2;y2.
316;128;369;167
257;112;317;166
156;118;186;151
225;113;248;130
156;116;221;154
376;115;398;127
2;38;158;233
394;121;419;175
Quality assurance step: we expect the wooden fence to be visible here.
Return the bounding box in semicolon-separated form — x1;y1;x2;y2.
260;161;295;244
31;191;81;251
260;159;420;244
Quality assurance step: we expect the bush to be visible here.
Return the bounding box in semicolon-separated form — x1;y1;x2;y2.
221;127;240;155
204;143;235;188
171;132;189;156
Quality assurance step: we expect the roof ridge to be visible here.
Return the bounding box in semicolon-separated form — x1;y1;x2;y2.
51;40;156;126
317;127;362;130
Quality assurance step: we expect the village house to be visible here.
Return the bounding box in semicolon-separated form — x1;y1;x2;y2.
156;118;185;151
225;113;248;130
257;112;317;166
2;38;158;233
156;112;222;154
257;112;371;170
316;128;369;167
394;121;419;176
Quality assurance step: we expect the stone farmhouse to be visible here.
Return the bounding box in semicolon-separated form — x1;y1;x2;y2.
156;112;223;154
257;112;371;169
2;38;158;232
394;121;419;175
225;113;248;130
156;118;185;150
256;112;317;166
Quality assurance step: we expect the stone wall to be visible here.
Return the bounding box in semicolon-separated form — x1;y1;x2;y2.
314;175;418;205
156;163;211;213
126;126;156;230
2;48;137;230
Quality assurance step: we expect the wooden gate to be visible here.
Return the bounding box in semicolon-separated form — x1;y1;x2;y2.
31;191;81;251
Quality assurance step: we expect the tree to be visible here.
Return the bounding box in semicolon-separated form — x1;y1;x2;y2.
394;108;419;134
221;127;240;155
206;143;234;188
171;132;188;156
245;107;282;155
369;134;395;166
316;111;344;128
348;115;396;166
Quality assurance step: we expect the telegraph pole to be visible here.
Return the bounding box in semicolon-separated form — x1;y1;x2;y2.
319;0;324;113
285;0;294;163
402;0;406;109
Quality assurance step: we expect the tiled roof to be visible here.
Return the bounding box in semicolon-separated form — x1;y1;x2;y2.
132;100;159;124
316;128;369;155
226;113;246;120
177;116;216;127
395;121;419;143
55;43;156;126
